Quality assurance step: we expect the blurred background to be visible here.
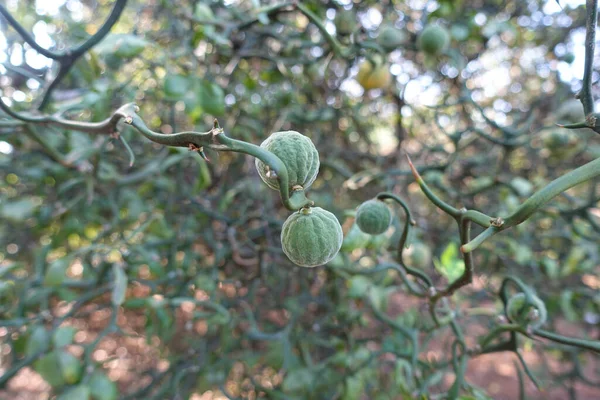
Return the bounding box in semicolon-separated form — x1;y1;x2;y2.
0;0;599;399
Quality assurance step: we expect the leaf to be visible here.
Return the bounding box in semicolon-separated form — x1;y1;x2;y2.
34;352;66;387
25;325;50;356
95;34;149;58
0;198;40;222
434;243;465;284
197;80;225;116
43;259;70;287
111;265;127;306
53;326;77;348
57;385;91;400
89;371;118;400
164;75;189;101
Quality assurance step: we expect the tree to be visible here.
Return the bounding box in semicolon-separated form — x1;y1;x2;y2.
0;0;599;399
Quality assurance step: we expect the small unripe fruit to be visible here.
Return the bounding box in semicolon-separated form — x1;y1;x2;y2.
356;57;391;91
281;207;343;267
255;131;320;192
418;25;450;55
377;25;406;52
356;200;392;235
341;223;371;252
405;242;432;269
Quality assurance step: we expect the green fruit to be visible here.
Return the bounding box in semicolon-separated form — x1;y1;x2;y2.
341;223;371;252
542;129;579;157
561;53;575;64
405;242;432;269
281;207;343;267
58;351;83;384
58;385;91;400
335;10;356;36
356;200;392;235
418;25;450;55
255;131;320;192
377;25;406;52
25;325;50;356
356;57;391;90
506;292;547;330
89;371;118;400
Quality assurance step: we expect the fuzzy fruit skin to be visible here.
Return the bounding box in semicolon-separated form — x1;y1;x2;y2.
356;200;392;235
255;131;320;191
281;207;343;267
357;59;391;91
418;25;450;55
506;293;547;330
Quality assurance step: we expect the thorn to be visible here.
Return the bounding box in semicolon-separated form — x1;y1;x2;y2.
213;119;220;129
198;149;210;162
405;154;422;182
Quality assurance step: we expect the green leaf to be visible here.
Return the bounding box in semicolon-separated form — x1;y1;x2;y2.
34;352;66;387
0;198;40;222
53;326;77;348
57;385;91;400
95;34;149;58
43;259;70;287
282;368;314;393
111;265;128;306
25;325;50;356
57;351;83;384
197;80;225;116
164;75;189;100
434;243;465;284
89;371;118;400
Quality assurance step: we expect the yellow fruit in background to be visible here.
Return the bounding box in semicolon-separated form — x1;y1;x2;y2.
356;58;391;91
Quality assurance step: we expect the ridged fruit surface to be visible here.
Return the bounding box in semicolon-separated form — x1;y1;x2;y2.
255;131;320;191
281;207;343;267
356;200;392;235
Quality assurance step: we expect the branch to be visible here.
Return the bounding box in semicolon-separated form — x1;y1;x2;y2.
0;98;313;211
580;0;598;117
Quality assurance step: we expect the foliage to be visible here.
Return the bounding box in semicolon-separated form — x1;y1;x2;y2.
0;0;599;399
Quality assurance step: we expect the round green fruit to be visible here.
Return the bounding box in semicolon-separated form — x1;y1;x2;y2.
281;207;343;267
405;242;432;269
356;58;391;91
356;200;392;235
418;25;450;55
255;131;320;192
341;223;371;252
377;25;406;52
506;292;547;330
542;129;579;157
